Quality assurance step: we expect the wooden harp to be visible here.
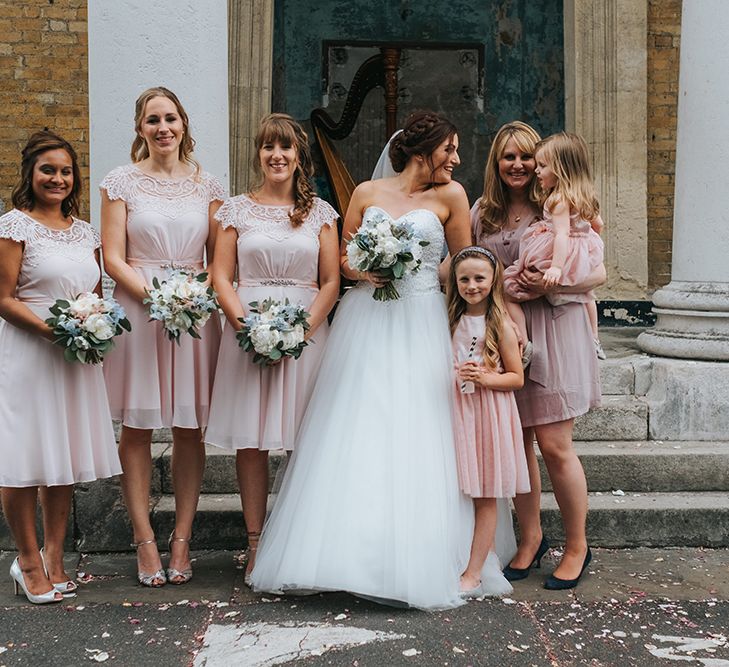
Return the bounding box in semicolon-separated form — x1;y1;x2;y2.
310;46;400;217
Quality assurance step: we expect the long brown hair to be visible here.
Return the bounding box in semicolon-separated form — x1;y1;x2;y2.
389;110;457;184
130;86;199;172
11;130;82;218
535;132;600;222
251;113;315;227
475;121;541;237
446;247;507;370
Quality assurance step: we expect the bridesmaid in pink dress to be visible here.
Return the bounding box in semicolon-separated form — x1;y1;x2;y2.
471;121;604;590
206;114;340;584
446;247;529;595
0;131;121;604
101;88;224;587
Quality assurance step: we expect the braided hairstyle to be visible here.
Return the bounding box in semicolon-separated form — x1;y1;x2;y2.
252;113;315;227
388;110;457;184
12;129;82;218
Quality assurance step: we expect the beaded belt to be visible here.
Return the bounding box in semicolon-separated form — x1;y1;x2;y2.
238;278;318;289
127;258;204;272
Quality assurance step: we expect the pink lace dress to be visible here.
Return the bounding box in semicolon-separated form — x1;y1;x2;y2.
206;195;337;451
100;164;225;429
451;315;530;498
503;207;604;306
0;210;121;487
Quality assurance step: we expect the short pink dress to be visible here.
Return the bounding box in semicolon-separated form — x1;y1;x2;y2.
471;201;601;428
0;210;121;487
100;164;225;429
503;207;604;306
451;315;530;498
206;195;338;451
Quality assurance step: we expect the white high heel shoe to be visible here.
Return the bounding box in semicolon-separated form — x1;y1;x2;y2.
10;557;62;605
40;547;78;597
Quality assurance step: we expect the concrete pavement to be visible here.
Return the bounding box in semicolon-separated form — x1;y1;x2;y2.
1;547;728;666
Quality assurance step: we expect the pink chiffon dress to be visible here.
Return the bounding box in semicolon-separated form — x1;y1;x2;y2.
0;210;121;487
471;201;601;428
503;207;604;306
451;315;530;498
100;164;225;429
205;195;338;451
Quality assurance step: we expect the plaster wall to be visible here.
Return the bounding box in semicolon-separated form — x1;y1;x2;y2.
87;0;230;227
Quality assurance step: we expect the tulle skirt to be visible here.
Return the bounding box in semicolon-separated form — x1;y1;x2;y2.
250;286;515;610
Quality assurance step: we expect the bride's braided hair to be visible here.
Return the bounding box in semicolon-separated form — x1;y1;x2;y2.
252;113;315;227
388;110;457;179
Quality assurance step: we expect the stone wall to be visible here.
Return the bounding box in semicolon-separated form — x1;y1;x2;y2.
647;0;681;290
0;0;90;219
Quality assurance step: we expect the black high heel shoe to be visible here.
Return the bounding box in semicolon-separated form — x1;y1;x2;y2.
503;536;549;581
544;547;592;590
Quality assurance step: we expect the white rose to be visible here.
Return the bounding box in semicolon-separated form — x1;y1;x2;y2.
69;293;101;318
177;280;194;299
375;221;391;236
280;324;304;350
380;236;401;260
347;243;368;270
250;326;280;355
83;313;114;340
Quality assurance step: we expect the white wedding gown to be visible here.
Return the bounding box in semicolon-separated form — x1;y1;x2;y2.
250;206;516;610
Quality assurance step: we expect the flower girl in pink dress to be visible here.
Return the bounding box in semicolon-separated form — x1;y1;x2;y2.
447;246;530;596
502;133;605;359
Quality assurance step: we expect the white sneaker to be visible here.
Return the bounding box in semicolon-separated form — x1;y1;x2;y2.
594;338;606;360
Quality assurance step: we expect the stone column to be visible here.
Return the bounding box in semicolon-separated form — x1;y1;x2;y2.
228;0;274;195
563;0;648;299
638;0;729;361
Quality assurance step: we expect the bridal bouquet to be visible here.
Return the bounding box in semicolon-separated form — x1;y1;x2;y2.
46;292;131;364
144;269;218;343
236;298;310;365
346;209;429;301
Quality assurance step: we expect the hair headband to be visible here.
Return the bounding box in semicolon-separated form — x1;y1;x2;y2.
453;245;497;266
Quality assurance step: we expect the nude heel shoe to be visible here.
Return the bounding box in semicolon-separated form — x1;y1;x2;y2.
130;538;167;587
10;557;61;605
166;532;193;585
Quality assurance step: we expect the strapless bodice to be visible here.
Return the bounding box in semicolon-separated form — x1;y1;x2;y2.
354;206;445;300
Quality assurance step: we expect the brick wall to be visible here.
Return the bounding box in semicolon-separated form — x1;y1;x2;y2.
647;0;681;290
0;0;90;220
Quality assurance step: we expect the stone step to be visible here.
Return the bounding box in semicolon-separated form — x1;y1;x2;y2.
541;491;729;548
597;355;652;396
539;441;729;492
573;395;648;441
149;491;729;550
155;441;729;496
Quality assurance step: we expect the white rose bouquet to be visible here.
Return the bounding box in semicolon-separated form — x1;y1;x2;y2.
46;292;131;364
144;269;218;343
236;298;310;366
346;209;429;301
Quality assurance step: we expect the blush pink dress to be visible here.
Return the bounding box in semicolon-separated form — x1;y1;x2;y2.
471;201;601;428
452;315;530;498
205;195;338;451
0;210;121;487
100;164;225;429
503;207;604;306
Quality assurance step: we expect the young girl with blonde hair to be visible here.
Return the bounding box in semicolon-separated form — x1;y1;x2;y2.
503;132;605;358
447;246;530;596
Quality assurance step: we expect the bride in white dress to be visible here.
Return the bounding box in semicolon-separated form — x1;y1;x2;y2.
251;111;515;609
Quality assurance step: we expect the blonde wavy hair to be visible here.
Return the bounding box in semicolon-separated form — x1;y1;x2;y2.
535;132;599;222
251;113;315;227
475;121;541;238
130;87;199;174
446;247;507;370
